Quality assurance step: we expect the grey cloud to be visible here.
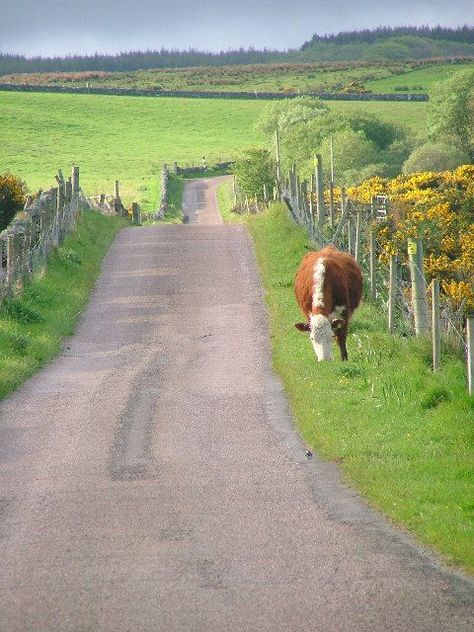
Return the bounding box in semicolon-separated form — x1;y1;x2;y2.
0;0;472;56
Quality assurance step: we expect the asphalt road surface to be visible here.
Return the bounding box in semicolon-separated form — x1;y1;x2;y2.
0;177;472;631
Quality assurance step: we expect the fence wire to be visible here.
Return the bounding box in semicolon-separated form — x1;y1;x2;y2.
279;179;468;355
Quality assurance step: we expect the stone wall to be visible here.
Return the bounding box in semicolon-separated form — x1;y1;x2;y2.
0;83;429;102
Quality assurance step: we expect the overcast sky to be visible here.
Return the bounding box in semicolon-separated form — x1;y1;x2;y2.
1;0;473;57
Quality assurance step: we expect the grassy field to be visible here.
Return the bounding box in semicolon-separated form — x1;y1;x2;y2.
235;201;473;574
0;91;268;209
0;211;128;400
0;92;428;214
3;60;473;94
365;62;474;92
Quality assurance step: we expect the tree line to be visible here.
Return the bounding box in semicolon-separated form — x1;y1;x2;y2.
301;25;474;48
1;26;474;76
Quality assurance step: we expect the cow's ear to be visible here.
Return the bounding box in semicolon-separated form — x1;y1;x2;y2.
295;323;310;332
331;318;345;332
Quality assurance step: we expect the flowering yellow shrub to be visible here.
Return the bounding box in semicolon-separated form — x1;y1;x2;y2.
348;166;474;313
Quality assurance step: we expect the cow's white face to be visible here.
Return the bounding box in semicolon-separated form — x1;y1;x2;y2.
309;314;333;361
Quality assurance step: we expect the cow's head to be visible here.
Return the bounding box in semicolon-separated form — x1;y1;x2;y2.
295;314;344;361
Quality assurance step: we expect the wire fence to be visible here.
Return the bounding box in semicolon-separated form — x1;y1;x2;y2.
250;149;474;393
171;151;472;393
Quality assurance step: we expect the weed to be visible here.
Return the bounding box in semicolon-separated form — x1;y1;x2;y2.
4;299;43;324
421;386;450;410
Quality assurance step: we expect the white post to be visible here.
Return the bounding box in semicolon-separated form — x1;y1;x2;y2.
467;317;474;395
388;255;397;333
432;279;441;371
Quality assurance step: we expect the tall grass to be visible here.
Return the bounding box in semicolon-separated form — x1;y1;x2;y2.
245;202;474;573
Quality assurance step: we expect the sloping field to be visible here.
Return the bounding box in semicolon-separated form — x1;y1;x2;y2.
0;92;267;209
365;62;474;92
0;91;427;209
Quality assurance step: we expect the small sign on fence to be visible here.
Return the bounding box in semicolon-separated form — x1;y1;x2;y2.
407;240;418;255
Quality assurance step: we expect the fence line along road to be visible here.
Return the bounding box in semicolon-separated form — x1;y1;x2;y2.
231;135;473;393
0;167;141;305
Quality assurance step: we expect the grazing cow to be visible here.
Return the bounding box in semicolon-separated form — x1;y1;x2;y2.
294;245;363;361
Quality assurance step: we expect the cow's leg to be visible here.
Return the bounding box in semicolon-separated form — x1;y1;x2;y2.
335;327;348;361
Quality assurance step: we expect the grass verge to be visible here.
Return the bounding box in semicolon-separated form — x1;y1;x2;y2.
0;210;128;399
245;202;474;574
216;179;242;223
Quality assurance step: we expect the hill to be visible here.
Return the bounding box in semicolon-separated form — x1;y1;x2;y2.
1;26;473;75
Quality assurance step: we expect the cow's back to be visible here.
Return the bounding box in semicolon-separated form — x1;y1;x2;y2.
294;246;362;319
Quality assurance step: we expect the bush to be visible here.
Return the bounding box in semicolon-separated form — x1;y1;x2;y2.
233;148;274;200
0;172;27;230
402;142;469;174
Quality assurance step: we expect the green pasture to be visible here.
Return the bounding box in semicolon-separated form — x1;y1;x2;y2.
329;100;427;136
0;91;428;212
0;91;267;209
366;61;474;93
236;200;473;574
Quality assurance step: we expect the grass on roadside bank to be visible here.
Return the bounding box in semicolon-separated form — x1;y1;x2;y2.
0;211;128;400
216;179;242;223
243;202;474;574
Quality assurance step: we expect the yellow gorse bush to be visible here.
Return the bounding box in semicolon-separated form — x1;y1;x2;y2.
348;166;474;312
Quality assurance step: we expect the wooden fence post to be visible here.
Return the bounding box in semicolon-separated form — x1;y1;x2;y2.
408;238;430;336
354;210;362;262
275;129;281;193
369;229;377;299
309;173;314;223
315;154;325;235
72;166;80;194
432;279;441;371
115;180;120;199
388;255;397;333
332;189;349;245
467;317;474;395
131;202;141;225
233;176;237;206
329;135;335;229
347;217;352;255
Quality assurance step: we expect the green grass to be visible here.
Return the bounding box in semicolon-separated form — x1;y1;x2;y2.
366;62;474;93
216;179;241;223
245;202;474;574
0;92;429;218
0;211;128;399
328;100;428;135
0;91;268;209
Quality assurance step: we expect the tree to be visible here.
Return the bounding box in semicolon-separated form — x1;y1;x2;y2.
233;149;274;200
427;68;474;162
0;173;27;230
255;97;328;138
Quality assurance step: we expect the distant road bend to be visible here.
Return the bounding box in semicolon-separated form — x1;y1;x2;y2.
0;177;472;631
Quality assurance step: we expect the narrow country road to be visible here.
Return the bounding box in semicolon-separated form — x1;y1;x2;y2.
0;177;472;631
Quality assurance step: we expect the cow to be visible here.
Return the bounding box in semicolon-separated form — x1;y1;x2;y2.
294;245;363;361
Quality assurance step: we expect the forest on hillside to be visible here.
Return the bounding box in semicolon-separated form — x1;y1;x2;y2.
1;26;473;75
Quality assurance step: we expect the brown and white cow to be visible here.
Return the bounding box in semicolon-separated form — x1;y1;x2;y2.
294;245;363;361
